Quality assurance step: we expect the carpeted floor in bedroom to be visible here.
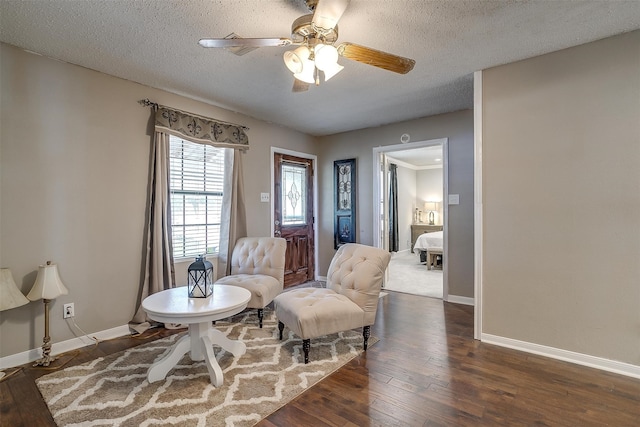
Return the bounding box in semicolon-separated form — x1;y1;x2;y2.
383;250;443;299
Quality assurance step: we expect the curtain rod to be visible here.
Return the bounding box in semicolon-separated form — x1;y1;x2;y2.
138;98;249;131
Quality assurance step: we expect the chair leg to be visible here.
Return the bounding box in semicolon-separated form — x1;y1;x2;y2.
302;339;310;364
363;325;371;351
258;308;264;328
278;321;284;340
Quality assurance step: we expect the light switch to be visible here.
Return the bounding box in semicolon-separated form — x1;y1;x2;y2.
448;194;460;205
260;193;270;203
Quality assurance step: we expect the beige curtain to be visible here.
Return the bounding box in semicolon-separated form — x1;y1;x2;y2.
130;103;249;333
130;131;175;333
218;149;248;276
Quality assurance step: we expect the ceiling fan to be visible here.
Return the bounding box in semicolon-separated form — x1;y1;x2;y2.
198;0;416;92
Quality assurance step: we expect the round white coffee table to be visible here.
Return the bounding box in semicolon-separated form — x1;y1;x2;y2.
142;285;251;386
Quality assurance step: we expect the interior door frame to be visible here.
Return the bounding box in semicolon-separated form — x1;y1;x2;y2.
373;138;449;300
473;70;483;340
270;147;319;281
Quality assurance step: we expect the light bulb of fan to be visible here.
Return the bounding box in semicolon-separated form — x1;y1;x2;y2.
283;46;310;74
294;59;315;84
314;44;339;71
322;62;344;81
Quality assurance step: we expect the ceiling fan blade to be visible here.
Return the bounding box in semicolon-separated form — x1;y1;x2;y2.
337;42;416;74
312;0;350;33
198;37;293;48
292;78;310;93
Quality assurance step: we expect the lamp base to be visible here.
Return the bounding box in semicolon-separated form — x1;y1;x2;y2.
33;298;57;367
33;355;57;367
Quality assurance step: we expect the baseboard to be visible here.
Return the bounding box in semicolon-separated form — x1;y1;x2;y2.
446;295;474;306
0;324;131;370
482;333;640;380
316;275;327;282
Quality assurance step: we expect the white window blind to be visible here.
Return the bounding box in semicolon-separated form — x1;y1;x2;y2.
169;135;225;259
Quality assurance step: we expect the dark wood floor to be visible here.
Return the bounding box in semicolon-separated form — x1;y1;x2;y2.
2;291;639;426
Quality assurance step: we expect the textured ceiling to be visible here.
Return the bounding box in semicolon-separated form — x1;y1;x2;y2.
1;0;639;136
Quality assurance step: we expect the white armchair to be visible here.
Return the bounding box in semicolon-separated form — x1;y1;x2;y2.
274;243;391;363
215;237;286;328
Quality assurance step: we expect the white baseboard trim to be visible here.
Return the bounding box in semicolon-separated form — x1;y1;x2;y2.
0;324;131;370
446;295;474;306
316;275;327;282
482;333;640;380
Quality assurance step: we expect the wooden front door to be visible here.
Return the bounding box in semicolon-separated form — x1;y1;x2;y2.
274;153;314;288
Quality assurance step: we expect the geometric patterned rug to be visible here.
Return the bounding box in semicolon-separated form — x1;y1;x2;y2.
36;309;377;427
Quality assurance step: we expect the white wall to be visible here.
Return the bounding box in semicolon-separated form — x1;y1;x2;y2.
482;30;640;366
416;168;444;225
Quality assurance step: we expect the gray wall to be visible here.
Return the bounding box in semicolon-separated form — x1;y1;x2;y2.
0;43;316;358
316;110;475;298
482;30;640;365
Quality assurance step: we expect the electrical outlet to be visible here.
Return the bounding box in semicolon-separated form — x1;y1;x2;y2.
63;303;74;319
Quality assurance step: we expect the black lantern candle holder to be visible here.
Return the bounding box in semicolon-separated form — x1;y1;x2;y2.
187;256;214;298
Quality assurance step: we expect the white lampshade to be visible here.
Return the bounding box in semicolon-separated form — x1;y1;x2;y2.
0;268;29;311
314;44;339;71
294;59;316;84
283;46;310;74
27;262;68;301
322;62;344;81
425;202;437;212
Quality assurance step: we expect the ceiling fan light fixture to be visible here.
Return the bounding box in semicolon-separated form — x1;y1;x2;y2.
294;59;316;84
313;43;339;71
322;62;344;81
200;0;415;91
283;46;310;73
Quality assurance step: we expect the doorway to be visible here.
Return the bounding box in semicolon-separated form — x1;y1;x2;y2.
373;138;449;300
272;149;317;288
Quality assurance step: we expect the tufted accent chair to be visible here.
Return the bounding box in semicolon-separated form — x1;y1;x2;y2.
214;237;286;327
273;243;391;363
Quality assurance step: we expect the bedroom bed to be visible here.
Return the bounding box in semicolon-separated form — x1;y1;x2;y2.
413;231;443;269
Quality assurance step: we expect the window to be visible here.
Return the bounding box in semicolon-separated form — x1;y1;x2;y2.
281;162;307;225
169;135;225;259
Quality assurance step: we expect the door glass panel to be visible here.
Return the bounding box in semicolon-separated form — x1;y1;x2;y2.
338;162;352;210
281;163;307;225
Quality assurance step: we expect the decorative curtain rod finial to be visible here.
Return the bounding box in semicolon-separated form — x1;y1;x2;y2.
138;98;159;110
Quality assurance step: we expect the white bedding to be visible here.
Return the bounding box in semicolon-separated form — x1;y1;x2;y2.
414;231;443;251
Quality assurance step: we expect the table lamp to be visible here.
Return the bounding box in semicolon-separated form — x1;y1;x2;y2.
0;268;30;379
27;261;69;367
424;202;438;225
